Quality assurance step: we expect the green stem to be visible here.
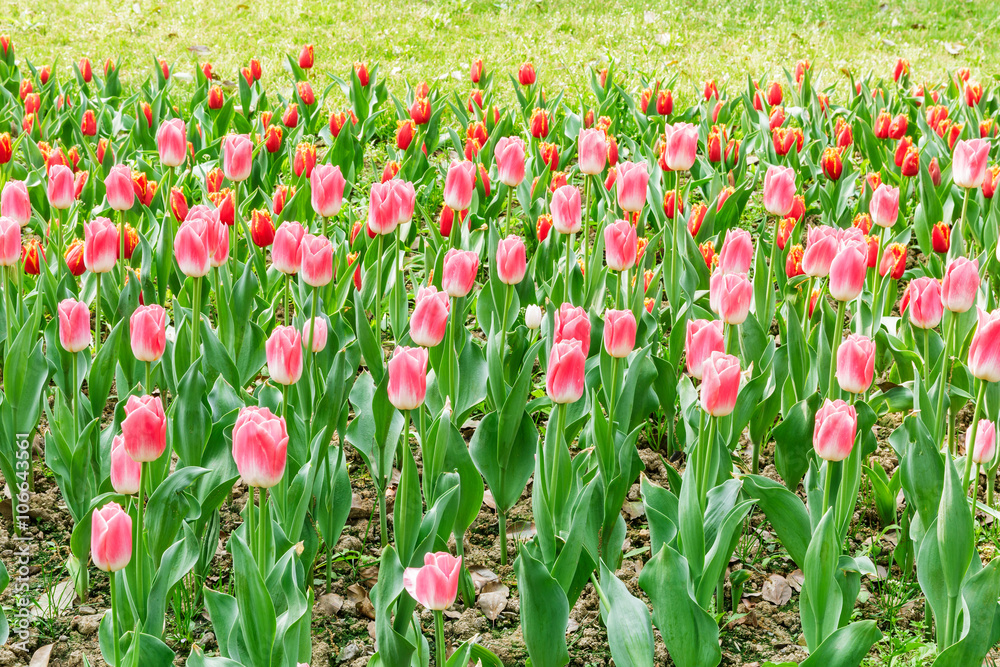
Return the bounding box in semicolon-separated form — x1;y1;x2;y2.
3;266;13;356
504;185;514;237
72;352;79;440
145;361;151;394
109;573;121;667
699;414;716;508
973;463;981;524
246;486;256;564
309;286;319;406
94;272;102;358
962;380;987;494
828;300;846;398
119;209;126;283
549;403;568;533
136;463;145;601
582;175;591;270
670;171;681;306
565;231;575;304
259;488;268;576
190;276;202;368
499;283;512;362
375;233;384;351
434;609;446;666
498;510;508;567
378;484;388;548
937;314;954;448
955;187;972;259
822;459;834;514
802;276;815;335
283;274;291;327
922;328;931;384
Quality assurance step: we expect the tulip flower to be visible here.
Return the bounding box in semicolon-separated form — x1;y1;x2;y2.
942;258;980;313
310;164;346;219
495;137;527;187
222;134;253;182
970;420;997;465
836;334;875;395
48;164;76;210
391;179;416;224
110;436;141;495
496;235;527;285
298;44;314;69
551;185;582;234
443;160;476;212
130;304;167;363
266;326;304;385
175;213;218;278
821;147;843;181
813;399;857;462
388;346;429;410
969;309;1000;382
518;62;536;86
578;129;608;175
368;181;400;236
57;298;92;354
700;351;741;417
869;184;899;228
300;317;327;355
91;502;132;572
300;234;333;287
709;271;752;325
906;277;943;329
604;220;637;272
603;309;636;358
953;139;990;188
802;226;840;278
615;161;649;212
763;165;796;217
662;123;699;171
410;286;450;347
829;244;867;301
104;164;134;211
546;339;586;404
83;217;118;273
525;305;543;330
120;395;167;465
442;248;479;297
686;319;725;379
718;229;753;275
0;216;20;266
272;221;306;274
555;303;591;355
156;119;187;168
232;406;288;488
879;242;907;279
1;181;31;227
404;551;462;666
250;209;275;247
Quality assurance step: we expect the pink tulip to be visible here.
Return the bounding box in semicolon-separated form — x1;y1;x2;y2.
110;435;141;495
1;181;31;226
709;271;752;325
222;134;253;182
303;317;328;353
91;502;132;572
495;137;527;186
0;216;21;266
615;161;649;212
970;420;997;465
442;248;479;297
836;334;875;394
969;308;1000;382
828;244;867;301
604;220;637;271
174;215;215;278
953;139;990;189
869;184;899;228
719;228;753;275
410;286;450;347
83;216;119;273
907;276;942;329
232;406;288;488
368;181;400;235
104;164;134;211
603;309;637;358
496;235;527;285
300;234;333;287
555;303;591;356
443;160;476;212
391;179;416;224
310;164;346;218
942;257;980;313
272;221;306;274
762;164;795;216
156;118;187;168
266;326;304;385
211;225;230;267
663;123;699;171
58;298;91;353
578;129;608;176
551;185;582;234
122;394;167;462
403;552;462;611
801;226;840;278
387;345;429;410
130;304;167;362
700;351;741;417
813;399;857;461
546;338;586;404
48;164;76;210
686;319;724;379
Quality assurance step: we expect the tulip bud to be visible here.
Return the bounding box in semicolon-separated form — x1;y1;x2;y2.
763;164;796;217
110;436;141;495
836;334;875;394
953;139;990;189
410;286;450;348
443;160;476;212
942;257;980;313
91;502;132;572
298;44;314;69
709;271;752;325
615;161;649;213
495;136;527;186
829;244;867;302
879;242;907;279
293;142;317;178
525;304;543;329
266;326;303;385
814;399;857;461
496;235;527;285
84;216;119;273
718;228;753;275
122;394;167;462
233;406;288;488
300;234;334;287
518;62;536;86
388;346;429;410
700;352;741;417
970;420;997;464
442;248;479;297
821;147;843;180
546;339;586;404
685;319;724;379
906;276;943;329
603;309;636;358
130;304;166;362
603;220;637;271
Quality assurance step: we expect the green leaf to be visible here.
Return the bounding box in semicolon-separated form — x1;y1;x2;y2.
937;455;974;598
230;534;276;667
515;546;570;667
742;475;811;567
772;392;822;489
598;561;655;667
800;509;843;652
800;620;882;667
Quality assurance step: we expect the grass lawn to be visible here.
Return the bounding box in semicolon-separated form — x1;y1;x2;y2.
3;0;999;105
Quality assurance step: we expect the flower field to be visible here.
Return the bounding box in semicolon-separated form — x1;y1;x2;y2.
2;30;1000;667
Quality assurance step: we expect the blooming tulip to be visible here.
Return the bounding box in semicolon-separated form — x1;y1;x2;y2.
122;395;167;462
869;184;899;228
829;244;867;301
763;165;796;217
174;211;219;278
802;226;840;278
266;326;304;385
603;309;636;358
104;165;134;211
578;129;607;175
709;271;752;325
130;304;167;362
700;352;741;417
969;308;1000;382
0;217;21;266
836;334;875;394
310;164;346;218
813;399;857;462
443;160;476;212
496;235;527;284
403;552;462;611
970;420;997;465
1;181;30;226
410;286;450;348
388;346;429;410
91;502;132;572
551;185;582;234
663;123;699;171
110;436;140;495
719;229;753;275
555;303;591;355
272;221;305;274
156;119;187;167
686;319;724;379
48;164;76;210
879;242;907;279
300;234;333;287
604;220;637;271
442;248;479;297
368;181;400;236
953;139;990;188
232;406;288;488
942;258;980;313
83;217;118;273
58;298;91;353
906;277;942;329
223;134;252;182
546;339;586;404
495;137;527;187
615;161;649;212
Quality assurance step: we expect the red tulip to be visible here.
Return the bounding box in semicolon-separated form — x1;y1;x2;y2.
686;319;724;379
396;120;416;151
110;436;140;495
442;248;479;297
953;139;990;188
21;239;43;275
879;242;907;279
439;205;469;239
410;97;431;125
907;276;942;329
91;502;132;572
282;103;299;128
889;114;908;140
0;216;21;266
79;57;93;83
700;351;741;417
718;228;753;275
982;167;999;199
801;226;839;278
709;271;752;325
298;44;314;69
821;147;843;181
763;164;796;217
293;142;317;178
354;62;369;86
615;161;649;213
777;217;796;251
829;244;867;302
942;257;980;314
546;338;586;404
662;123;698;172
122;394;167;462
664;191;684;220
602;219;637;271
388;345;429;410
300;234;333;287
836;334;875;394
813;399;857;461
603;309;636;358
58;298;91;353
403;552;461;611
48;164;76;210
232;406;288;488
529;108;549;139
470;58;484;83
535;213;553;242
208;85;224;110
169;187;188;223
248;209;273;248
496;235;527;285
518;62;536;86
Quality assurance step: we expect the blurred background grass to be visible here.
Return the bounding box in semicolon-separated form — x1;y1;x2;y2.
2;0;998;104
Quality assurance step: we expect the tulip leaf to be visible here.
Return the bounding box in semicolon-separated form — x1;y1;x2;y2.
742;474;811;568
933;559;1000;666
515;545;571;667
800;620;883;667
598;560;655;667
145;466;208;568
800;509;843;651
772;392;822;490
146;523;199;640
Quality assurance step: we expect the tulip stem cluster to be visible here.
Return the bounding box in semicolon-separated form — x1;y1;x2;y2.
190;276;202;367
828;300;846;398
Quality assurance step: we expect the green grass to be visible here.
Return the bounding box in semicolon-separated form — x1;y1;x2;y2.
3;0;999;106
